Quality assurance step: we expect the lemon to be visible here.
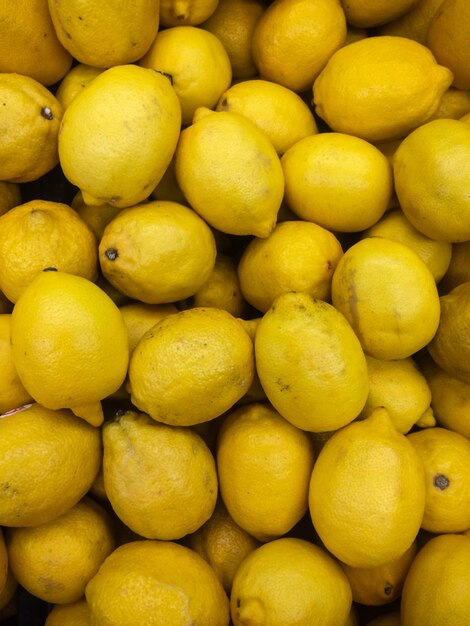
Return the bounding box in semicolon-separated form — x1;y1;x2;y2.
216;79;318;155
0;403;101;527
362;209;452;282
99;201;216;304
341;542;417;606
0;315;32;414
0;0;72;86
192;253;246;317
175;108;284;237
128;307;254;426
231;537;352;626
251;0;346;93
103;410;218;539
331;237;441;360
47;0;159;68
150;156;187;205
0;531;6;596
378;0;444;44
254;291;369;432
313;36;453;142
71;191;122;241
55;64;104;110
340;0;420;27
85;540;230;626
281;132;393;232
140;26;232;126
0;199;98;303
119;302;178;354
0;73;62;183
10;271;129;426
160;0;220;26
201;0;264;79
0;182;21;217
6;496;115;604
309;407;426;568
429;86;470;120
361;355;434;434
401;533;470;625
237;220;344;313
216;402;315;541
440;241;470;293
188;499;259;593
45;599;91;626
393;118;470;242
58;64;181;209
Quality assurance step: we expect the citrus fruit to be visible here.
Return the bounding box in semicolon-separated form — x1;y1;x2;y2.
192;253;246;317
440;240;470;293
341;0;419;27
160;0;220;26
55;64;104;110
378;0;444;44
45;599;91;626
71;191;122;241
0;314;32;414
0;182;20;217
119;302;178;355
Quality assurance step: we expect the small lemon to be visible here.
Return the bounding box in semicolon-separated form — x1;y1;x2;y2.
331;237;441;360
128;307;254;426
216;79;318;155
0;403;101;527
282;132;393;232
119;302;178;354
237;220;344;313
192;253;246;317
251;0;347;93
0;315;32;414
216;403;315;541
0;182;21;217
71;191;122;241
340;0;420;27
5;496;115;604
231;537;352;626
440;241;470;293
0;73;62;183
378;0;444;44
58;64;181;209
55;64;104;110
45;599;91;626
140;26;232;126
174;108;284;237
309;407;426;568
254;292;369;432
160;0;219;26
313;36;453;142
85;540;230;626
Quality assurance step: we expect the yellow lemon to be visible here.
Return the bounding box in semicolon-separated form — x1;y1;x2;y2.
309;407;426;568
313;36;453;142
393;118;470;242
85;540;230;626
188;499;260;593
55;64;104;110
378;0;444;43
0;199;98;303
0;403;101;527
192;253;246;317
58;64;181;209
340;0;419;27
407;426;470;533
10;271;129;426
6;496;115;604
103;410;218;540
429;86;470;120
216;402;315;541
341;541;417;606
362;209;452;282
401;533;470;625
0;531;6;596
281;132;393;232
201;0;264;79
0;315;32;414
128;307;254;426
331;237;441;360
361;355;434;434
119;302;178;355
0;73;62;183
140;26;232;126
440;241;470;293
71;191;122;241
175;108;284;237
231;537;352;626
0;182;21;217
47;0;159;68
251;0;346;93
45;599;91;626
254;291;369;432
160;0;219;26
216;79;318;155
237;220;344;313
150;156;187;205
0;0;72;86
366;612;401;626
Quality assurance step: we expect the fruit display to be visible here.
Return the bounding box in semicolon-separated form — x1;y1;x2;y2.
2;0;470;624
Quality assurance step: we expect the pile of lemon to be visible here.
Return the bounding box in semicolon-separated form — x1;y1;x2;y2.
2;0;470;624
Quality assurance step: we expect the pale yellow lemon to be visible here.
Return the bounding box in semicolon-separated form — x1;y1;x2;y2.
45;599;91;626
251;0;346;93
99;201;216;304
216;79;318;155
85;540;230;626
0;199;98;303
282;132;393;232
340;0;419;27
192;253;246;317
440;241;470;293
140;26;232;126
0;73;62;183
313;36;453;142
378;0;444;44
160;0;219;26
237;220;344;313
231;537;352;626
0;314;32;414
255;291;369;432
0;182;21;217
174;108;284;237
309;407;426;568
119;302;178;354
217;402;315;541
59;64;181;209
55;64;104;110
71;191;122;241
331;237;441;360
0;403;101;527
